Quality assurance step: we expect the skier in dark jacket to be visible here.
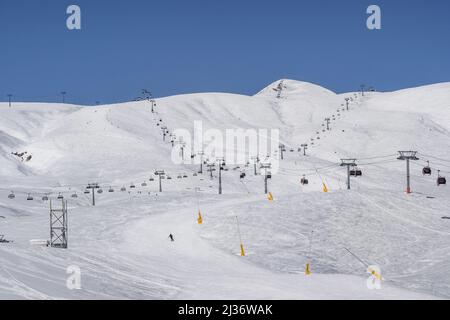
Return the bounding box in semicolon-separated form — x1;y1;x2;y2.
168;234;174;242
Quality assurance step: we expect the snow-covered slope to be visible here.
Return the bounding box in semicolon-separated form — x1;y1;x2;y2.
0;79;449;299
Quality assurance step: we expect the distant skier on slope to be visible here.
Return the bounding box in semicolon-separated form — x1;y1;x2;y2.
168;234;174;242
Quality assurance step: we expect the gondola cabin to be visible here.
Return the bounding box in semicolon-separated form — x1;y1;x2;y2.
423;162;432;175
350;168;363;177
437;171;447;186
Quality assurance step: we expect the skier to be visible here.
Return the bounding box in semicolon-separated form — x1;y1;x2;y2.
168;234;174;242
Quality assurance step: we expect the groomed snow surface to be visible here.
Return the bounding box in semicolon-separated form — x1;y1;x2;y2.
0;79;449;300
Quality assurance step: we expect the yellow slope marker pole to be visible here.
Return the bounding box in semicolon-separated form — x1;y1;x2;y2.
368;267;382;281
268;192;274;201
235;216;245;256
305;230;314;276
195;187;203;225
314;165;329;193
305;263;311;276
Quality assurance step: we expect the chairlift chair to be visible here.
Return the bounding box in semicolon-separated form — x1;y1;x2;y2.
167;176;172;180
109;187;115;193
27;194;34;201
142;182;148;187
8;192;15;199
121;186;126;192
71;193;78;198
84;189;90;194
42;195;49;201
240;173;246;179
57;193;64;200
130;184;136;189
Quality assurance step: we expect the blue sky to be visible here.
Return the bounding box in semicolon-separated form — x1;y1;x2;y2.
0;0;449;105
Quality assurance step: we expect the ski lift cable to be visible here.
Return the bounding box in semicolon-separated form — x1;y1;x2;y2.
417;152;450;164
417;159;450;170
277;166;341;177
410;161;450;174
357;159;400;166
36;167;199;189
356;154;398;161
277;166;333;174
279;163;341;174
414;160;450;168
